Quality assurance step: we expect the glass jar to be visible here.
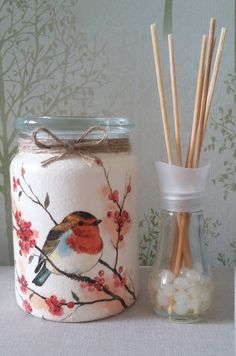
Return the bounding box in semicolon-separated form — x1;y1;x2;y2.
148;162;214;322
10;116;139;322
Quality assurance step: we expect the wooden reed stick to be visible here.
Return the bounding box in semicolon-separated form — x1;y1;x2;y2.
168;34;182;166
186;35;207;168
167;34;184;272
150;24;174;164
194;18;216;167
201;27;227;142
174;214;188;275
169;216;179;271
174;36;207;276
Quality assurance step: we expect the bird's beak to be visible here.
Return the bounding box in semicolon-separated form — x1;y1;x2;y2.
93;219;102;226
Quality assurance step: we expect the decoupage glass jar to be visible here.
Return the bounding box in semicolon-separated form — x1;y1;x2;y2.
10;117;139;322
148;162;214;322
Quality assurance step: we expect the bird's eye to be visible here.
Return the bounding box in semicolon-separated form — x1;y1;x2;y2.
78;221;84;226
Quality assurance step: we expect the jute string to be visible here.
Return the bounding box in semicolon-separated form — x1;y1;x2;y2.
18;126;131;167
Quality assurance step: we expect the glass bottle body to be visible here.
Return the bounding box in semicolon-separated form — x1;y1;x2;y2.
148;210;214;322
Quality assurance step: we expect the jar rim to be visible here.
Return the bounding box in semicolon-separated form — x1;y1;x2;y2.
14;116;134;132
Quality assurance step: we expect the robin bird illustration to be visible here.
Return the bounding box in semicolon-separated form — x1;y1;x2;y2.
32;211;103;286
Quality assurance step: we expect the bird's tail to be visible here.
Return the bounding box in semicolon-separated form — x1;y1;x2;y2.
32;267;51;286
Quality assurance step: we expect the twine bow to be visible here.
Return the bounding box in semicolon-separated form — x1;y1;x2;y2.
32;126;108;167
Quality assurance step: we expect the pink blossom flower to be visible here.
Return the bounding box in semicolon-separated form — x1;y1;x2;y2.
127;184;131;193
18;275;28;293
13;177;20;192
21;166;25;176
22;300;32;314
14;210;37;256
45;295;65;316
108;190;119;203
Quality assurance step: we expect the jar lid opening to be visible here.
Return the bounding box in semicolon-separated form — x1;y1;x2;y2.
14;116;134;139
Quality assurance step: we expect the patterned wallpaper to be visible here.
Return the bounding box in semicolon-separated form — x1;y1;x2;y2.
0;0;235;267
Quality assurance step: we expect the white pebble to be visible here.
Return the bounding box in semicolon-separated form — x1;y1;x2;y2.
174;291;190;305
149;268;214;317
173;303;189;316
185;269;200;282
159;270;175;286
187;285;200;298
162;284;175;297
174;276;189;290
188;298;201;314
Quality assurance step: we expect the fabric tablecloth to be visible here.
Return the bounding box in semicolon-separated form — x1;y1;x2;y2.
0;267;233;356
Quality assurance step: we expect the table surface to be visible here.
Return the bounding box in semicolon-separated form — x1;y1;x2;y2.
0;267;234;356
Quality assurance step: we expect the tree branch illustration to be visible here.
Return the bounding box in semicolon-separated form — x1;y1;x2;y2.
33;245;128;309
19;172;58;225
100;162;131;271
16;269;119;319
13;166;136;303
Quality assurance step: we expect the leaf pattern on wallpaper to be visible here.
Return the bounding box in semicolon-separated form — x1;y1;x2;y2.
0;0;109;263
205;74;236;200
203;217;222;247
217;240;235;268
139;209;160;266
203;73;235;269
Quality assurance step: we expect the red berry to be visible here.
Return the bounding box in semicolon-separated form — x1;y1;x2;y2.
98;270;104;277
112;191;119;203
119;235;124;241
99;277;105;284
67;302;75;309
96;284;103;291
96;159;103;166
107;211;113;218
118;266;123;273
114;280;120;288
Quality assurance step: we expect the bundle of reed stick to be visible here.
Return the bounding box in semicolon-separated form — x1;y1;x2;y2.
150;18;226;276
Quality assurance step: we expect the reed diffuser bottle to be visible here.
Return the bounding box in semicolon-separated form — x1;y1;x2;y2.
148;162;214;322
148;18;226;322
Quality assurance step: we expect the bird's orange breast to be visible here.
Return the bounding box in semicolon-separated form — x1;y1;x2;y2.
66;234;103;255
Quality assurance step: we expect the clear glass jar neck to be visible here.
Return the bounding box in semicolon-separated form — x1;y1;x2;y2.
14;116;134;140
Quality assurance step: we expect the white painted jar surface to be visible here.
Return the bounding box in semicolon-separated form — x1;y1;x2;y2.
10;117;139;322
